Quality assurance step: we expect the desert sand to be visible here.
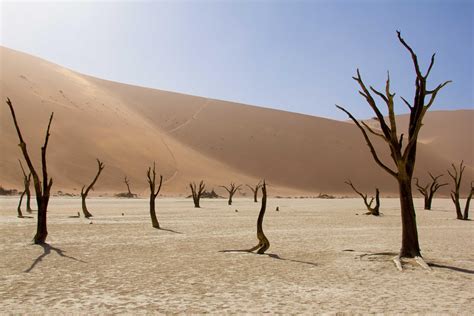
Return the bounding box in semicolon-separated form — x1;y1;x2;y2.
0;196;473;314
1;46;472;196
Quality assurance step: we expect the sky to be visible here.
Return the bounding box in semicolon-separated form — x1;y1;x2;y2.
1;0;472;120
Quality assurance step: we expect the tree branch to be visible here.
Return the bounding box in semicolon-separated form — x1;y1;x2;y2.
337;105;398;178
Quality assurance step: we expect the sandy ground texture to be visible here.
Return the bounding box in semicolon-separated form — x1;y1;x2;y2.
0;197;473;314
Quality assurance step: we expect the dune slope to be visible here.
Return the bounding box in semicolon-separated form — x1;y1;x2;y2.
1;47;472;195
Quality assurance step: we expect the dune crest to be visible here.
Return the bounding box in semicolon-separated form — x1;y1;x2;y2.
1;46;472;195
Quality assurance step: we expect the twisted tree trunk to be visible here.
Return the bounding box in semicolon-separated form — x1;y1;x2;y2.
81;159;105;218
247;180;270;254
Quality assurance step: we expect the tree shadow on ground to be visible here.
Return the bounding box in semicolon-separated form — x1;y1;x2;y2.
428;263;474;275
24;243;86;273
219;250;317;267
155;227;183;234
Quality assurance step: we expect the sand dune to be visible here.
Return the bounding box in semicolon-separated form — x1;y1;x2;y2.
1;46;472;196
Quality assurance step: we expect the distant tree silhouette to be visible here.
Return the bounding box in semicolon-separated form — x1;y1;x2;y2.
81;159;105;218
146;162;163;228
414;173;447;210
116;176;137;198
344;180;380;216
220;182;242;205
246;181;262;202
190;180;205;208
6;98;54;244
19;160;33;213
124;176;135;197
337;31;450;270
448;161;473;220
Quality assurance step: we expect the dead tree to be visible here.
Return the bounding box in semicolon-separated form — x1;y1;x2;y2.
220;182;242;205
19;160;33;213
124;176;133;197
246;181;262;202
17;189;25;218
337;31;450;270
247;180;270;254
344;180;380;216
447;161;473;220
190;180;205;208
146;162;163;228
80;159;105;218
6;98;54;244
414;173;447;210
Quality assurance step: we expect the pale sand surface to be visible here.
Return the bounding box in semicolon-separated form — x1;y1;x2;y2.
1;197;472;314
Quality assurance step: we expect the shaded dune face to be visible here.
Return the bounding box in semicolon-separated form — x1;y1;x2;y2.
1;46;472;195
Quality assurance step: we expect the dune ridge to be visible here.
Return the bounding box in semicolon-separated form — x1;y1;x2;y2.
1;46;472;196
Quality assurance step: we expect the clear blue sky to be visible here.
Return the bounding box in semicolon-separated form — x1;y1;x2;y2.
1;0;472;120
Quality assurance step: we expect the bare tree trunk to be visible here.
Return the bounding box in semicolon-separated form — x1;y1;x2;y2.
246;181;262;202
149;198;159;228
415;174;447;210
147;162;163;229
448;162;470;220
399;178;421;258
81;194;93;218
190;181;205;208
25;186;32;213
125;176;132;195
6;98;54;245
17;191;25;218
81;159;105;218
19;160;33;213
424;195;432;210
452;196;463;219
35;197;49;243
463;182;473;220
247;180;270;254
344;180;380;216
221;183;242;206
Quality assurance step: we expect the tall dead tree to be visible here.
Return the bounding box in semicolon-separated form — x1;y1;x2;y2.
447;161;473;220
344;180;380;216
6;98;54;244
337;31;450;269
247;180;270;254
146;162;163;228
190;180;205;208
246;181;262;202
19;160;33;213
220;182;242;205
80;159;105;218
414;173;447;210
